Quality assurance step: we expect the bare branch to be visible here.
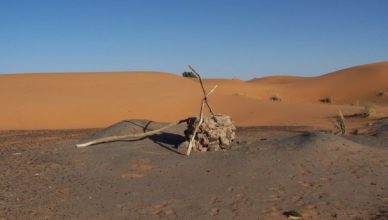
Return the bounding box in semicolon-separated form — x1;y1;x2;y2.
186;101;205;156
188;65;216;115
76;120;186;148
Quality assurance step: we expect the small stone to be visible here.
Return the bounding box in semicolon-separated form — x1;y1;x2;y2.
220;136;231;145
208;143;220;151
210;208;219;216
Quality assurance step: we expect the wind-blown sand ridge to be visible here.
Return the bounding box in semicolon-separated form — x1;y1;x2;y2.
0;61;387;130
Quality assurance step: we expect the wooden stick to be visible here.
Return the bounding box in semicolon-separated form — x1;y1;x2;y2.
188;65;216;116
76;120;186;148
206;85;218;97
186;100;205;156
186;84;218;156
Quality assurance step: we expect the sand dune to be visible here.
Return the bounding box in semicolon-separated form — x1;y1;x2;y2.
247;75;306;84
205;61;388;104
0;72;202;130
1;62;388;130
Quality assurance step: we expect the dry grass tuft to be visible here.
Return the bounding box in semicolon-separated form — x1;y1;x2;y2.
364;102;376;117
336;110;346;135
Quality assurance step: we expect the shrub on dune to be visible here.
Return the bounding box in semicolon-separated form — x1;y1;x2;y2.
269;95;282;102
364;102;376;117
182;71;198;78
320;97;332;103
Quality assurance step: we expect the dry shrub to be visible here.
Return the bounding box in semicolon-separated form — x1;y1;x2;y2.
320;97;332;103
269;95;282;102
336;110;346;135
364;102;376;117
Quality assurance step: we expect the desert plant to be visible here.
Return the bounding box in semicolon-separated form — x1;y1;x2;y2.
269;95;282;102
182;71;197;78
336;110;346;135
364;102;376;117
377;91;386;97
320;97;332;103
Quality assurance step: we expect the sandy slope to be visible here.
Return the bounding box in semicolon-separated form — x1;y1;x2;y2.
1;61;388;130
247;75;306;84
206;61;388;104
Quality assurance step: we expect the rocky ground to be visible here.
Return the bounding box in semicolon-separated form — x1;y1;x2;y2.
0;119;387;219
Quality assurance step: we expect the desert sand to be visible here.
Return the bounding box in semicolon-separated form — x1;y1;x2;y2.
1;61;388;130
1;61;388;219
1;120;387;219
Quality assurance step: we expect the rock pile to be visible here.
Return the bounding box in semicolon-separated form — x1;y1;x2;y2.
178;114;236;153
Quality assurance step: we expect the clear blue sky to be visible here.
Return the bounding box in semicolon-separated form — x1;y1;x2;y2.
1;0;387;79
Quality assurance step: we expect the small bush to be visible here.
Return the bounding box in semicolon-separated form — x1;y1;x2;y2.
269;95;282;102
336;110;346;135
364;102;376;117
377;91;386;97
182;71;197;78
320;97;332;103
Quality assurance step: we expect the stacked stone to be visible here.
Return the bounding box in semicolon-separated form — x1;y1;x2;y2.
179;114;236;152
